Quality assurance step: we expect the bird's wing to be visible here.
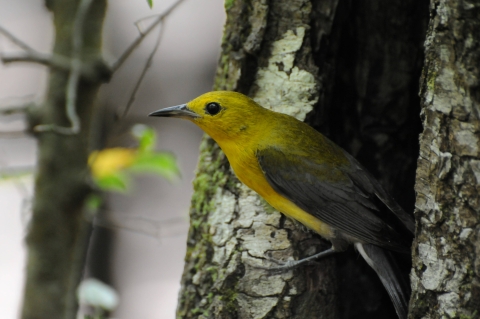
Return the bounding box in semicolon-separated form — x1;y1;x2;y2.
256;147;412;252
341;151;415;233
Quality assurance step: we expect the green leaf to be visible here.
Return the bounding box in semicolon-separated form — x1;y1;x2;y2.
95;173;130;192
130;152;180;181
132;124;156;152
86;194;103;211
147;0;153;9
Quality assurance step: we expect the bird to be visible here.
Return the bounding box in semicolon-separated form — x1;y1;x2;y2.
149;91;414;319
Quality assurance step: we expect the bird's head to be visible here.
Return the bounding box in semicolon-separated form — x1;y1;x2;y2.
149;91;268;144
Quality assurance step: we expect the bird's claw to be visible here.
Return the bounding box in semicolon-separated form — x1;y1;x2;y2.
252;257;319;274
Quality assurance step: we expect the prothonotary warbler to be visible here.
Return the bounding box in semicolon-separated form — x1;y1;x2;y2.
149;91;414;319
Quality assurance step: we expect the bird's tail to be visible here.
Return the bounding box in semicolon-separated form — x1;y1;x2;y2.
355;243;410;319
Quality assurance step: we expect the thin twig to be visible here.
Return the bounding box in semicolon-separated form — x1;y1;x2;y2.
35;0;94;135
0;25;102;79
94;210;188;241
1;52;100;79
122;24;165;118
0;130;28;138
0;25;36;52
111;0;186;72
135;13;165;31
0;104;29;115
0;25;71;72
1;51;63;66
1;107;27;116
0;165;35;177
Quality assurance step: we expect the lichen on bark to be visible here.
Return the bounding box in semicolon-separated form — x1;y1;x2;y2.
410;0;480;318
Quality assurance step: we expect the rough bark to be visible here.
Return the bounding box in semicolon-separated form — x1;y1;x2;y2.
177;0;428;318
21;1;108;319
177;0;429;318
177;1;338;319
410;1;480;318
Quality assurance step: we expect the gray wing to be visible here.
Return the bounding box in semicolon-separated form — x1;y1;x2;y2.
256;147;413;252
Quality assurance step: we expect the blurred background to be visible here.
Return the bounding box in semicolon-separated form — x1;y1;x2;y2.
0;0;225;318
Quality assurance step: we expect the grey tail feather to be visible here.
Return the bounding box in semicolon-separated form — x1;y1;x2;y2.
355;243;410;319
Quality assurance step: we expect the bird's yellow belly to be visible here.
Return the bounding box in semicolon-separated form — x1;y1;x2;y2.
231;157;334;239
263;191;334;239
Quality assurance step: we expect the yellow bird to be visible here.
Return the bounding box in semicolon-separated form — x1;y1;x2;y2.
150;91;414;319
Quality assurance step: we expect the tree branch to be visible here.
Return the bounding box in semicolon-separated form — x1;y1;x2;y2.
0;26;73;74
0;25;67;71
0;166;34;182
121;23;165;118
1;52;103;80
1;51;62;66
0;104;30;116
0;25;36;52
0;130;28;138
111;0;186;72
34;0;94;135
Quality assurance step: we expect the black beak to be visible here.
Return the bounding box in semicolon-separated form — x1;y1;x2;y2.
148;104;200;119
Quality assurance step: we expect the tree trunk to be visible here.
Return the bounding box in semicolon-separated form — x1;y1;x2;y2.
21;1;108;319
410;1;480;318
177;0;428;318
177;1;338;318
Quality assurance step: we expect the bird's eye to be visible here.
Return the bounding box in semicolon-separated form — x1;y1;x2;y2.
205;102;221;115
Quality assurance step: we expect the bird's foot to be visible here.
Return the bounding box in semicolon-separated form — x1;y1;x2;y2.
254;247;337;273
253;258;319;273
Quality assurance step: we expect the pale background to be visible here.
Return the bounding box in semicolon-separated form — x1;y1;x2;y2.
0;0;225;318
